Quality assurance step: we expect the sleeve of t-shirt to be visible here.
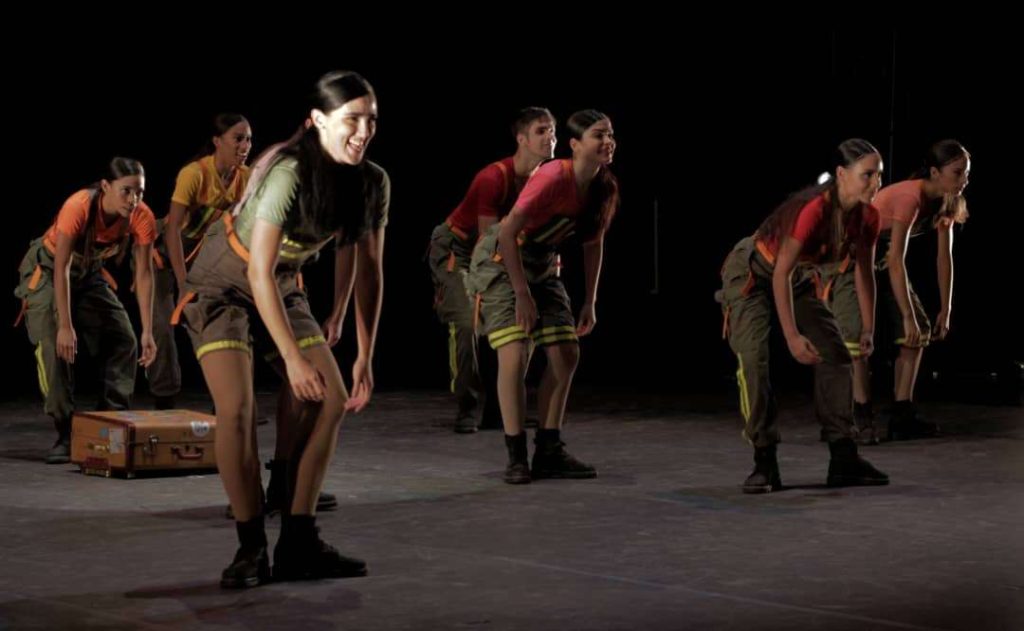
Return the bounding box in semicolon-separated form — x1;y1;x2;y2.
883;192;920;226
54;190;93;240
512;163;559;219
129;202;158;246
789;196;826;243
250;160;300;227
372;166;390;230
171;161;203;207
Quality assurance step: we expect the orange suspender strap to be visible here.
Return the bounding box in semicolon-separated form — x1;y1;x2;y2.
151;248;166;270
493;160;511;208
184;235;206;264
13;264;43;327
170;290;196;326
100;267;118;291
755;239;776;267
720;272;755;340
818;255;851;303
223;213;251;263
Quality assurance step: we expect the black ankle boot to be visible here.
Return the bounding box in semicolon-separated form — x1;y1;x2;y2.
742;444;782;493
827;438;889;487
887;401;939;441
45;418;71;465
531;429;597;479
273;514;366;581
503;432;531;484
221;516;270;588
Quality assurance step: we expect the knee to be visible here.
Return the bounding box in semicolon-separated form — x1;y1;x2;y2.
560;343;580;372
217;403;255;436
498;341;530;373
316;377;349;428
547;343;580;381
321;394;346;428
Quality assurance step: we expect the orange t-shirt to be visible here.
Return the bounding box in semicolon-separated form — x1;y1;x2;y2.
44;189;157;253
874;179;948;238
875;179;924;231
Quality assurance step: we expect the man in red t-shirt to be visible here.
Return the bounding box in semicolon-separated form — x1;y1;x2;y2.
428;107;556;433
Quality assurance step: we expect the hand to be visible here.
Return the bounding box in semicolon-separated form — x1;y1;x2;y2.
787;334;822;365
932;311;951;341
901;315;922;348
286;355;326;402
858;330;874;358
138;331;157;367
576;302;597;336
515;290;538;334
57;325;77;364
345;356;374;412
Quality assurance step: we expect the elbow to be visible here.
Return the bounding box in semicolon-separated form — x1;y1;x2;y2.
247;265;269;289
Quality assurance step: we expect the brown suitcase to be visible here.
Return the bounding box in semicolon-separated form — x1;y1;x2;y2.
71;409;217;478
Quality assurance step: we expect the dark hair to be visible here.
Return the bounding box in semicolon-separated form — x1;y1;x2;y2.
912;139;971;225
511;107;554;138
84;157;145;264
251;71;376;245
911;139;970;180
756;138;880;262
567;110;619;239
194;112;250;160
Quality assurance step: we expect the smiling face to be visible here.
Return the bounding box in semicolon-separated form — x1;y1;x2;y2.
571;117;616;166
313;94;379;165
213;120;253;168
518;115;557;161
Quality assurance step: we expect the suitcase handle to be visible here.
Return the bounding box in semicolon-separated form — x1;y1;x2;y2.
171;446;205;460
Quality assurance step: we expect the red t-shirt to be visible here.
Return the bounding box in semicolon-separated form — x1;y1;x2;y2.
514;159;606;245
762;193;880;263
446;157;517;233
